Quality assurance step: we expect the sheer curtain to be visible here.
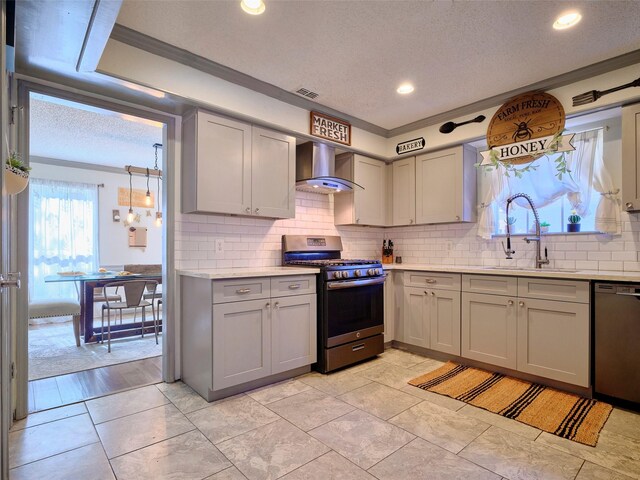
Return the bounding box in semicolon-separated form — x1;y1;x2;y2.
29;178;99;302
480;128;612;237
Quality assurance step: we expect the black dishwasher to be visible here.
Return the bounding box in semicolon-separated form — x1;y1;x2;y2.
594;282;640;406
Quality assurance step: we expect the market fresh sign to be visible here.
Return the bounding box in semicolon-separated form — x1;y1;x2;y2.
310;112;351;146
396;137;425;154
481;91;573;165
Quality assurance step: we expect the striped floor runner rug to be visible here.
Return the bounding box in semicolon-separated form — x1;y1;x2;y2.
409;362;612;446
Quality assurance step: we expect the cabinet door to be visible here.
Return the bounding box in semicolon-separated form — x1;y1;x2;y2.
416;148;461;224
392;157;416;226
462;292;517;369
196;112;252;215
271;294;317;374
430;289;461;355
251;127;296;219
403;287;429;348
622;103;640;212
517;298;589;387
212;299;271;390
354;155;387;226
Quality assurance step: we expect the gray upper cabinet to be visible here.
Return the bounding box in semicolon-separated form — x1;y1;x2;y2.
622;102;640;212
334;153;389;226
183;110;251;215
415;145;477;224
392;157;416;226
251;127;296;218
182;110;295;218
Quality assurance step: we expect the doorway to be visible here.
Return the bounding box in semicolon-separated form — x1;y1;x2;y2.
14;83;176;417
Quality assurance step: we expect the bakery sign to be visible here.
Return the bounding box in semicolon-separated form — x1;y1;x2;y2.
396;137;425;154
480;91;575;166
310;111;351;146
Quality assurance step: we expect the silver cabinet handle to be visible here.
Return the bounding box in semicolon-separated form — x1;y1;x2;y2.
352;343;365;352
508;300;514;306
519;301;525;307
431;291;435;296
409;219;414;224
288;284;301;290
455;215;461;221
255;208;260;214
274;301;279;308
0;272;21;289
245;207;251;213
265;302;270;309
425;279;436;284
424;290;428;295
356;218;360;223
626;202;633;210
236;288;251;294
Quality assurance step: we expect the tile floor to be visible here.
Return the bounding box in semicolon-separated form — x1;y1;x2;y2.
8;348;640;480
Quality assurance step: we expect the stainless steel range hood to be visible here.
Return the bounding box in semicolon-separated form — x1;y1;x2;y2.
295;142;362;194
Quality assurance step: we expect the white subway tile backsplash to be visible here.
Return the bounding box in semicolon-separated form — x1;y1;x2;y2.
175;191;639;272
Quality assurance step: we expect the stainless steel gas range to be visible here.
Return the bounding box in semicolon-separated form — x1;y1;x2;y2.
282;235;385;373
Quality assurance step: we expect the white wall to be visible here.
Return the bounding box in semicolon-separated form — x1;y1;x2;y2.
30;162;163;267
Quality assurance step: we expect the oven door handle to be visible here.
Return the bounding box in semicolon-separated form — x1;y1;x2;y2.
327;276;386;290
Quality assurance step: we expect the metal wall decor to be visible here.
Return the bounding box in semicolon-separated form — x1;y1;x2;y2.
439;115;486;134
572;76;640;106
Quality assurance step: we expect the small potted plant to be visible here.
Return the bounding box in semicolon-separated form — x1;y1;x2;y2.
5;152;30;195
540;221;550;233
567;210;581;232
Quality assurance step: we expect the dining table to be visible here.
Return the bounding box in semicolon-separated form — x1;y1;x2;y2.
44;271;162;343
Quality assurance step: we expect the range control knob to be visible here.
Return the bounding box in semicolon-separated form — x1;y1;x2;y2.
354;269;362;277
375;268;382;275
333;271;341;279
367;268;375;276
341;271;349;279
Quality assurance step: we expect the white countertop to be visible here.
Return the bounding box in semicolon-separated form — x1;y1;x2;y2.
177;267;320;280
382;263;640;282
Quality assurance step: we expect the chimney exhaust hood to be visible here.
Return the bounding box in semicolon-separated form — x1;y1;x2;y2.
295;142;362;194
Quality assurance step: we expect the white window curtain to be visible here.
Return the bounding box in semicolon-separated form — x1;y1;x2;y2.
478;128;616;238
29;178;99;302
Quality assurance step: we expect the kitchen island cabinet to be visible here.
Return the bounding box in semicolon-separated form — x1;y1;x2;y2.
180;270;317;401
182;109;296;218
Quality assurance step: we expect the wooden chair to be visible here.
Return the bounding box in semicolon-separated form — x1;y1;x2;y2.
100;280;159;352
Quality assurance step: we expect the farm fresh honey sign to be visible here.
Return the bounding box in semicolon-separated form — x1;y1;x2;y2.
480;92;574;166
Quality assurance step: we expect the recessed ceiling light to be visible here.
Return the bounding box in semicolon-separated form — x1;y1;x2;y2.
397;83;414;95
240;0;265;15
553;11;581;30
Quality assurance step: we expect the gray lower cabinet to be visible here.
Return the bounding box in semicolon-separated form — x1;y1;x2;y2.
181;274;316;401
462;292;517;369
213;299;271;390
271;294;317;374
517;297;589;387
402;286;461;355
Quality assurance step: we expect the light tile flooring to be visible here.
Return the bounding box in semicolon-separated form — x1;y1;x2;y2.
8;348;640;480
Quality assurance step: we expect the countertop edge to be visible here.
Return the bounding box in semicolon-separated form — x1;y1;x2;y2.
177;267;320;280
382;264;640;282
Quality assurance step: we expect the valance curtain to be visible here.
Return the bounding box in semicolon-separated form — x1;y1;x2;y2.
29;178;99;302
477;128;618;238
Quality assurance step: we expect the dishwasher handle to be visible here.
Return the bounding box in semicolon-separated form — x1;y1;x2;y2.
615;292;640;297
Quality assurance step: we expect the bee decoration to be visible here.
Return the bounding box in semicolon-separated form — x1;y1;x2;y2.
512;119;534;142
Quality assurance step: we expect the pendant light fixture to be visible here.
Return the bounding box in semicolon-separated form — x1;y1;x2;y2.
126;168;135;223
145;168;152;206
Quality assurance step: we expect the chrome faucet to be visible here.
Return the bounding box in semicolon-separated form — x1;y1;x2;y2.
502;193;550;269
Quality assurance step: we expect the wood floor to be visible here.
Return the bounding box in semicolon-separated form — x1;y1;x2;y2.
28;356;162;413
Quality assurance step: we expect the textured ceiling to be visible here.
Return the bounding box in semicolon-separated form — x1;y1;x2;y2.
29;93;163;169
116;0;640;130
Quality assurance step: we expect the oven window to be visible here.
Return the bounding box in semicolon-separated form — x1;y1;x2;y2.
326;283;383;338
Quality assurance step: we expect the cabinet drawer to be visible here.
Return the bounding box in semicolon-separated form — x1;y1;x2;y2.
213;278;270;304
462;274;517;296
270;275;316;298
404;271;461;291
517;278;589;303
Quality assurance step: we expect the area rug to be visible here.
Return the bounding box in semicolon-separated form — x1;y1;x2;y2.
409;361;612;446
29;320;162;380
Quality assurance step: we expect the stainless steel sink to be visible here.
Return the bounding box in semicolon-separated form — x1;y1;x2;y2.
483;266;578;273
